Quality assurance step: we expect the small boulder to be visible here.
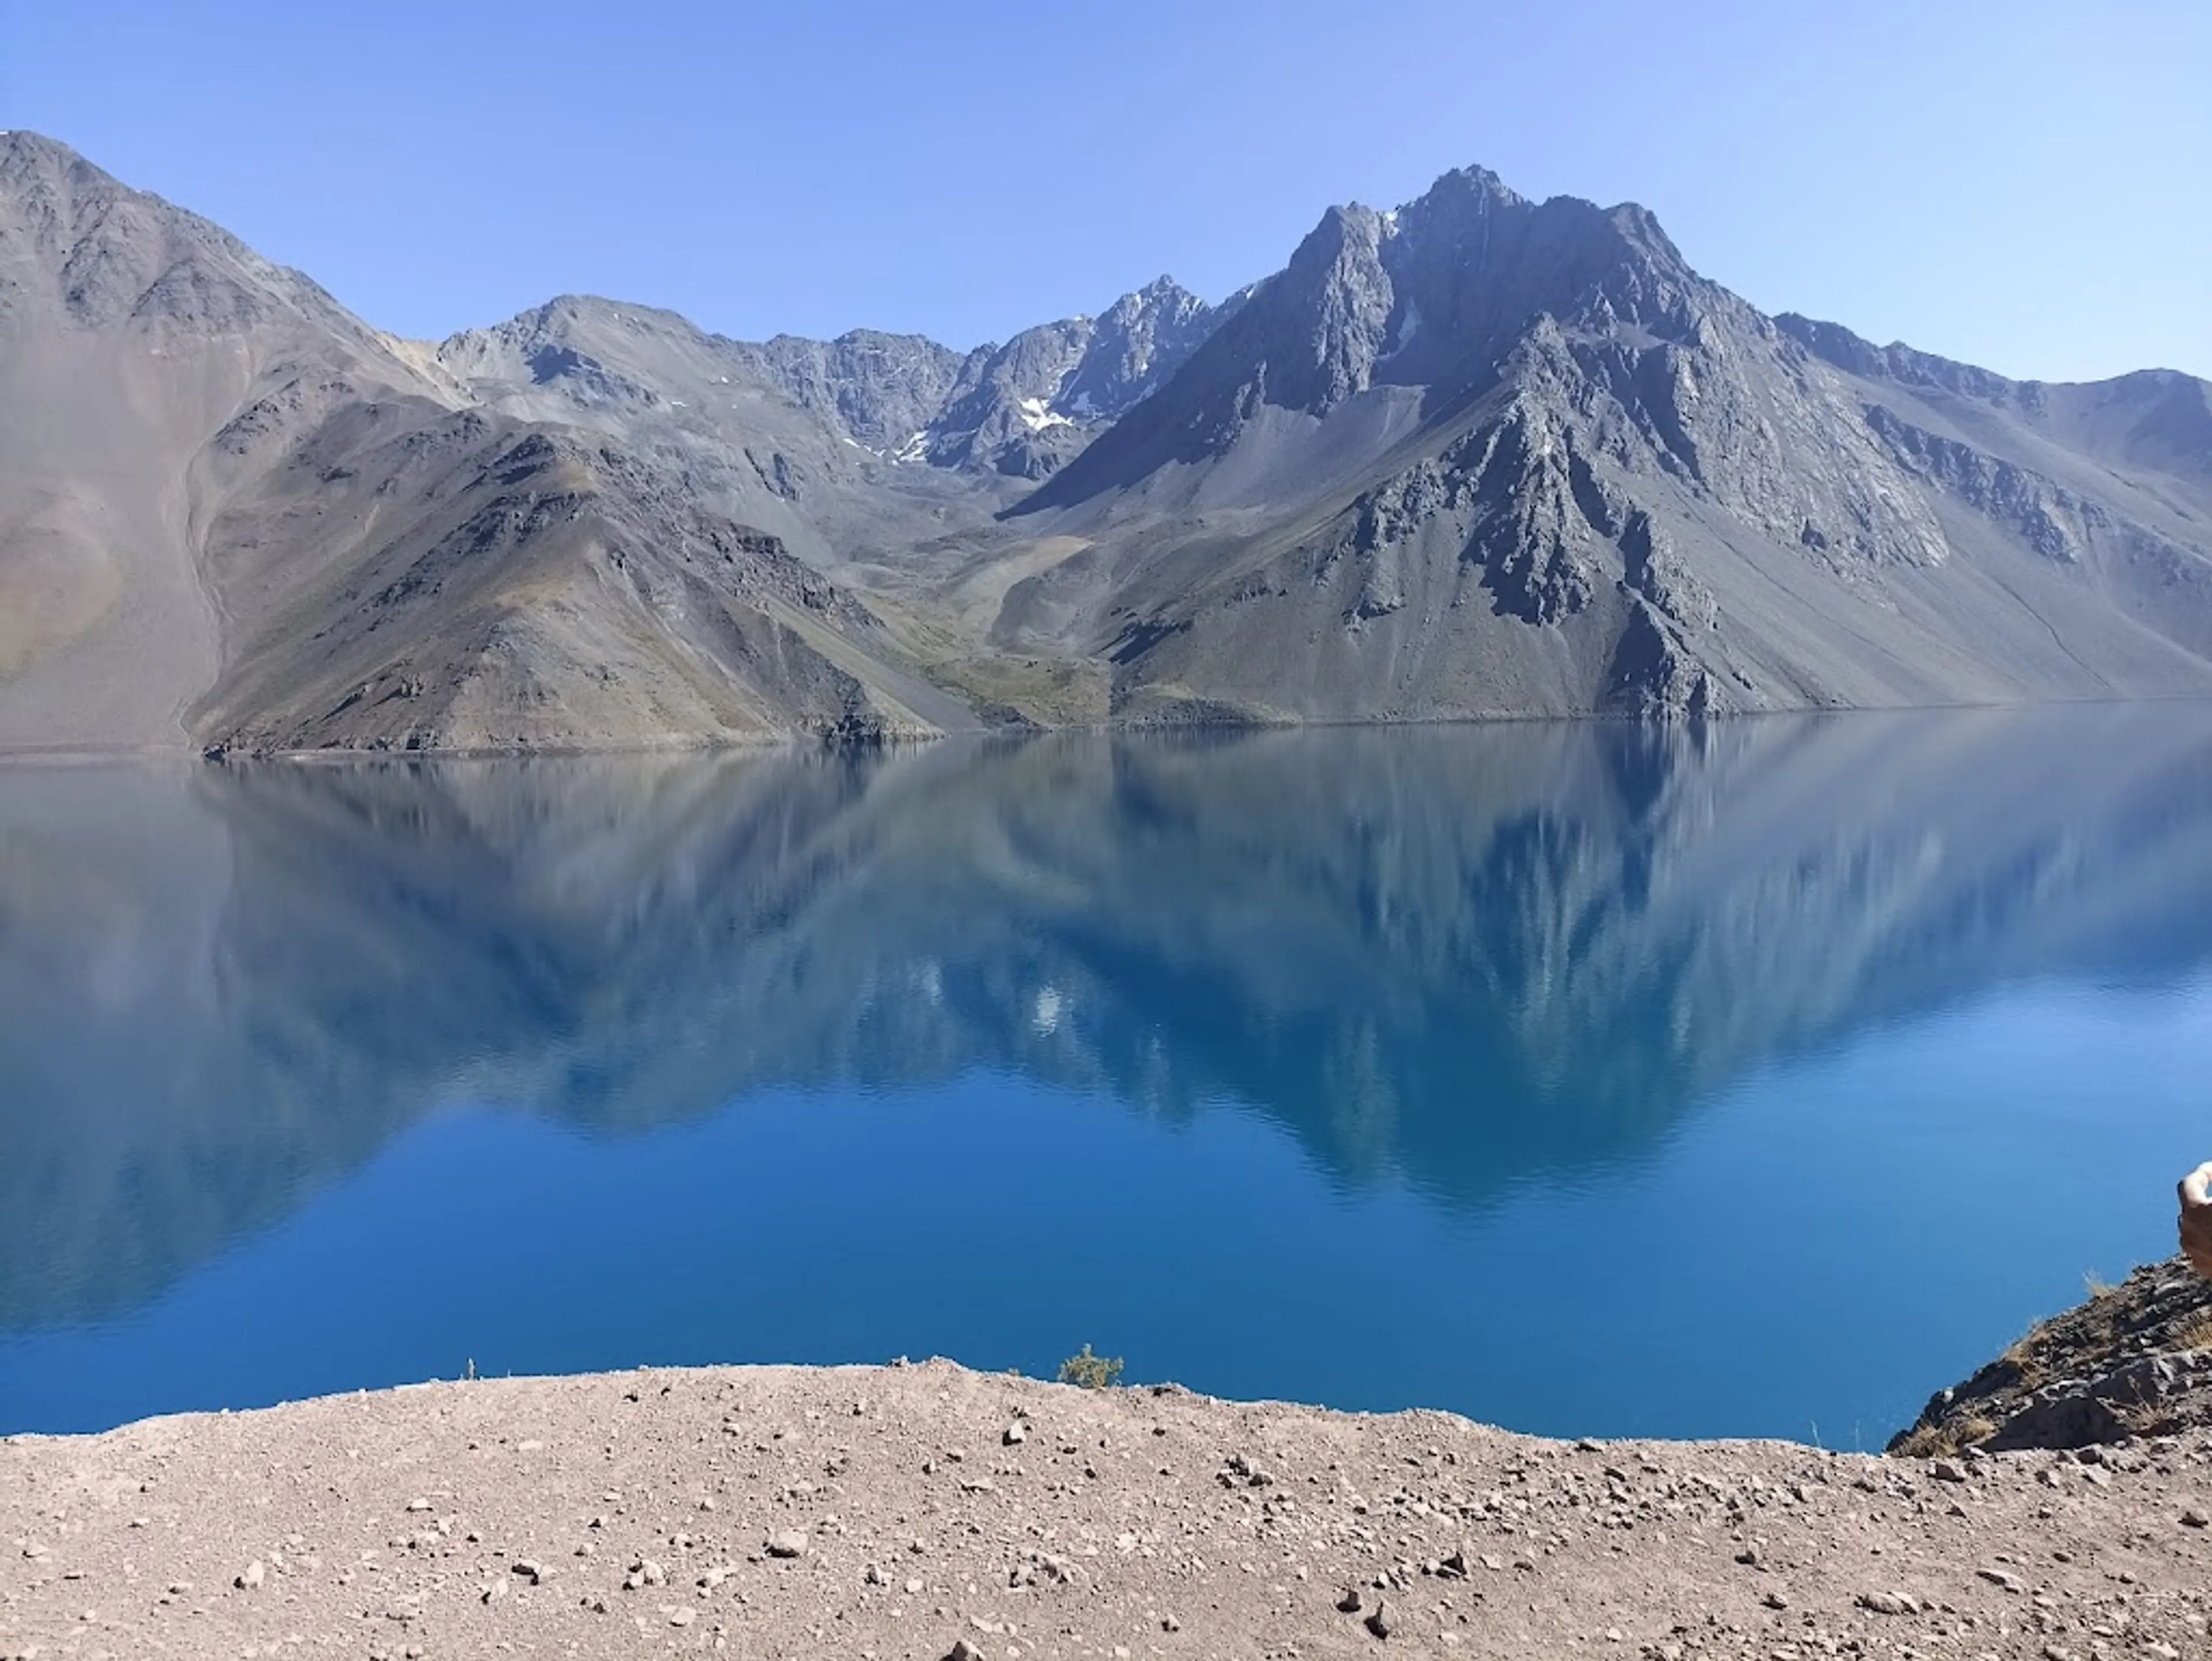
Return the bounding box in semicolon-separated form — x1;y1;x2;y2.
1856;1590;1920;1616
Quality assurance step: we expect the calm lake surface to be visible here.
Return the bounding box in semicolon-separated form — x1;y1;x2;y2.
6;710;2212;1445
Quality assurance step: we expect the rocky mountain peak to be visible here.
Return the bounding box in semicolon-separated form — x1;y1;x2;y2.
0;130;392;354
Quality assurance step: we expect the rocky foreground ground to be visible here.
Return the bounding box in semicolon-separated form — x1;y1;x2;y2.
5;1302;2212;1660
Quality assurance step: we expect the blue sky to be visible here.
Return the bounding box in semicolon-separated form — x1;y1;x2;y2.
2;0;2205;380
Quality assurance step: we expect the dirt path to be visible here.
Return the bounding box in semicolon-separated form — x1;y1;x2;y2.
4;1359;2210;1660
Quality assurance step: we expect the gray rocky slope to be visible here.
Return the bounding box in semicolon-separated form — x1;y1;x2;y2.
2;131;2210;750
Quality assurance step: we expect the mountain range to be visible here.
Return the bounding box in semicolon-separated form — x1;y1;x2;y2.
3;131;2210;752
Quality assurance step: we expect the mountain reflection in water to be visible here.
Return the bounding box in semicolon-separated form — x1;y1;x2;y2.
5;708;2212;1436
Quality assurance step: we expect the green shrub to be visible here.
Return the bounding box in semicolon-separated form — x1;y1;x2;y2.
1057;1344;1124;1389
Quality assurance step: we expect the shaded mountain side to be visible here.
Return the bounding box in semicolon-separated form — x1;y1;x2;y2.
6;707;2212;1327
188;404;968;752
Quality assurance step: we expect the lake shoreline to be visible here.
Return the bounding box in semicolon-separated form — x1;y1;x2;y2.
7;1281;2212;1660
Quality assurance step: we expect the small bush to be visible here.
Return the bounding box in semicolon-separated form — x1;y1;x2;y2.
1892;1413;1997;1460
1058;1344;1124;1390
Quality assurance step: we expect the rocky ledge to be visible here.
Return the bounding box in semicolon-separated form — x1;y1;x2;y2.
1894;1256;2212;1456
5;1342;2212;1660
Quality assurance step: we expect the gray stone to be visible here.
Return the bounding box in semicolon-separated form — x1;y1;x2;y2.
1855;1590;1919;1616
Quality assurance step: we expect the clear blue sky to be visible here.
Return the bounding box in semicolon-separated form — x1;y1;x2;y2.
3;0;2206;381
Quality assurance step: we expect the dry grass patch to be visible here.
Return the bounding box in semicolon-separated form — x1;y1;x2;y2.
1892;1414;1998;1461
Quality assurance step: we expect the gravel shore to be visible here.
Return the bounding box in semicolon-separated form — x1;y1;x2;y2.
4;1355;2211;1660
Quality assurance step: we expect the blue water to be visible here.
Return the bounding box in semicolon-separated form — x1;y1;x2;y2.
5;708;2212;1446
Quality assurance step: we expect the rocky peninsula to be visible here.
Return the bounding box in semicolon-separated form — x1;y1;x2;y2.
5;1265;2212;1660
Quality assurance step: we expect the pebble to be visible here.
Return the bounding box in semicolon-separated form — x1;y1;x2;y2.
1003;1421;1027;1446
906;1577;926;1594
2181;1508;2209;1529
668;1608;694;1628
1364;1599;1393;1639
766;1529;809;1559
480;1577;507;1606
512;1558;547;1584
946;1641;985;1661
1930;1459;1967;1483
234;1560;264;1591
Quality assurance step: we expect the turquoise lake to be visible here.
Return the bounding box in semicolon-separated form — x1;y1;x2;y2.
5;708;2212;1445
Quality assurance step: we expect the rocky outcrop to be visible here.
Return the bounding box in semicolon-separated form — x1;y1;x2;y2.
1892;1259;2212;1455
1865;404;2097;562
924;278;1229;477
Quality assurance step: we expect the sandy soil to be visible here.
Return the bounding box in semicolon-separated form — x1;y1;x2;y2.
4;1360;2210;1660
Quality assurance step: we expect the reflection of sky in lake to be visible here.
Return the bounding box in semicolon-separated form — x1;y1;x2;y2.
3;707;2212;1440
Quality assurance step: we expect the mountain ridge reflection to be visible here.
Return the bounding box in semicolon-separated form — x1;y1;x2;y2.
6;707;2212;1329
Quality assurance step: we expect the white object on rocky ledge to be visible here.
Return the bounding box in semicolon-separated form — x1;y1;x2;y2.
2181;1163;2212;1279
